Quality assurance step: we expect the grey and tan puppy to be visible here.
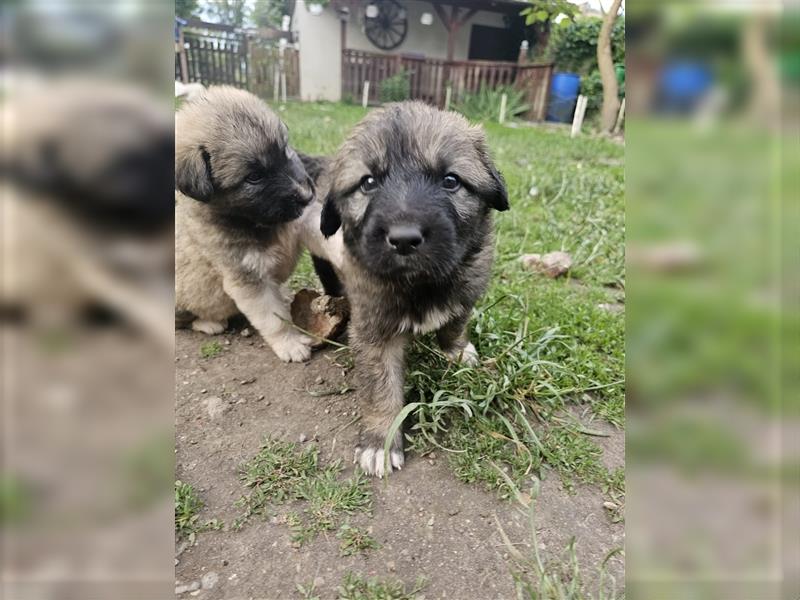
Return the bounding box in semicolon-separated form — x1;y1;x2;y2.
175;86;316;362
309;102;509;476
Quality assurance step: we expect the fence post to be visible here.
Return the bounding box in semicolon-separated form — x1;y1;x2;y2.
241;34;249;90
571;95;588;138
177;28;189;83
613;97;626;134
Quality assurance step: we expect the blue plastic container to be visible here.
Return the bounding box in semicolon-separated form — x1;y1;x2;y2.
546;72;581;123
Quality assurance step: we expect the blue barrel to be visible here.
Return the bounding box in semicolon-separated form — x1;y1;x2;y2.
546;72;581;123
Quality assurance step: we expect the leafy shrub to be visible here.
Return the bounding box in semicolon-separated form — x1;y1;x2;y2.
379;70;410;103
546;16;625;114
453;85;530;122
548;16;624;75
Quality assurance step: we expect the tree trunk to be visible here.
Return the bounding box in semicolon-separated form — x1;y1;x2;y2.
597;0;622;133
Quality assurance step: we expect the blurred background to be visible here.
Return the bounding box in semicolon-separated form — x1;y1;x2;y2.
1;0;798;598
625;0;798;598
1;1;175;599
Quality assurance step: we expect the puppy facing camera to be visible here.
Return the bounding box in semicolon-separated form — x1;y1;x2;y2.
175;86;316;362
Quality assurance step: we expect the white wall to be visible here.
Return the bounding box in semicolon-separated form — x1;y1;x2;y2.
292;1;510;102
344;2;506;61
293;0;342;101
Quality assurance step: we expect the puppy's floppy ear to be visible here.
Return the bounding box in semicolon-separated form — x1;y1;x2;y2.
320;193;342;237
485;163;509;212
175;145;214;201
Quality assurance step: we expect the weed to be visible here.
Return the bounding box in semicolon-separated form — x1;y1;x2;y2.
175;480;221;541
454;85;530;122
337;572;427;600
378;70;411;103
237;438;319;519
200;340;223;358
495;478;623;599
236;438;372;544
337;523;380;556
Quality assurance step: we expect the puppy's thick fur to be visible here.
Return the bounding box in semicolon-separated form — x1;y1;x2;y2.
310;102;508;476
175;86;317;362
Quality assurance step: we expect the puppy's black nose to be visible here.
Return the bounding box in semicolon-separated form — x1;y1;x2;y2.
387;225;424;255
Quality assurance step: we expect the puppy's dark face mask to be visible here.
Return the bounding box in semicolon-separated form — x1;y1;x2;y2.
176;110;314;227
321;104;508;283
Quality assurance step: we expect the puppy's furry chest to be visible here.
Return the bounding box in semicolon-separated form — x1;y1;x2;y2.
351;280;460;337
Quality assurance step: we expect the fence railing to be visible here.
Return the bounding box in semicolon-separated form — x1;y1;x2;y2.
342;49;553;120
175;29;300;99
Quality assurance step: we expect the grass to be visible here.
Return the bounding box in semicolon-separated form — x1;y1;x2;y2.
234;437;373;543
200;340;223;358
337;573;427;600
175;480;221;541
337;523;380;556
272;101;625;501
495;476;624;599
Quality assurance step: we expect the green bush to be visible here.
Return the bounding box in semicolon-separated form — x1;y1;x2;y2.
453;85;530;122
378;70;410;103
547;16;625;114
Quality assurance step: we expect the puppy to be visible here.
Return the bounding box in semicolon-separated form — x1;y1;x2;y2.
310;101;509;476
175;86;316;362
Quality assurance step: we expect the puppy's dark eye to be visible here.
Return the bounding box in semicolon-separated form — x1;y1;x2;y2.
245;172;264;185
360;175;378;194
442;174;460;191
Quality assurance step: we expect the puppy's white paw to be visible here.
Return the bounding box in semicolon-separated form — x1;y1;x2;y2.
191;319;227;335
354;444;405;478
445;342;479;366
268;331;313;363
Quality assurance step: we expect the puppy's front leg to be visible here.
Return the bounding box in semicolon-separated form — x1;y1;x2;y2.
353;332;409;478
223;275;312;362
437;313;479;366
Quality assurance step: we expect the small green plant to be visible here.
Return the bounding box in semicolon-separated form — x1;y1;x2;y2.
453;85;530;122
379;70;411;103
495;478;623;600
296;579;321;600
200;340;223;358
337;523;380;556
237;438;320;519
235;438;372;541
175;480;221;541
288;464;373;546
337;572;427;600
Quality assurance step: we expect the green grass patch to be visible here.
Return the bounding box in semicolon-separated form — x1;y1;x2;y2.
337;572;427;600
200;340;223;358
337;523;380;556
175;480;221;542
234;437;372;544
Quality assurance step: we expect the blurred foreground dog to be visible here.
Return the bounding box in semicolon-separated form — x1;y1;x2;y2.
1;81;174;350
310;102;509;476
175;86;317;362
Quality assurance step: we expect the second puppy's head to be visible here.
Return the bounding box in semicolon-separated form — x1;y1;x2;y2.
320;101;508;283
175;86;313;226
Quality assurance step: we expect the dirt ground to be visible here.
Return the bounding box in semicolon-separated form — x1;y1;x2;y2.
175;320;624;600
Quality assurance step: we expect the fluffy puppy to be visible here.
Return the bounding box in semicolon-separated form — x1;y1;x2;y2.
175;86;316;362
310;101;509;476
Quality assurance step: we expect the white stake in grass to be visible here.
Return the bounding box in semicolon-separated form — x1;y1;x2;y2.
362;81;370;108
570;94;588;138
444;85;452;111
499;92;508;124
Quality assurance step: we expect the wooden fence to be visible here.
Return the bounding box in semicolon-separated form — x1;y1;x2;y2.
175;30;300;99
342;49;553;120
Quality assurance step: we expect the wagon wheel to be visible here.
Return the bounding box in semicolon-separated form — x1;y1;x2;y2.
364;0;407;51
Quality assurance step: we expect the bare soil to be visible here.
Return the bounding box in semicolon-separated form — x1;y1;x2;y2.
175;321;624;600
